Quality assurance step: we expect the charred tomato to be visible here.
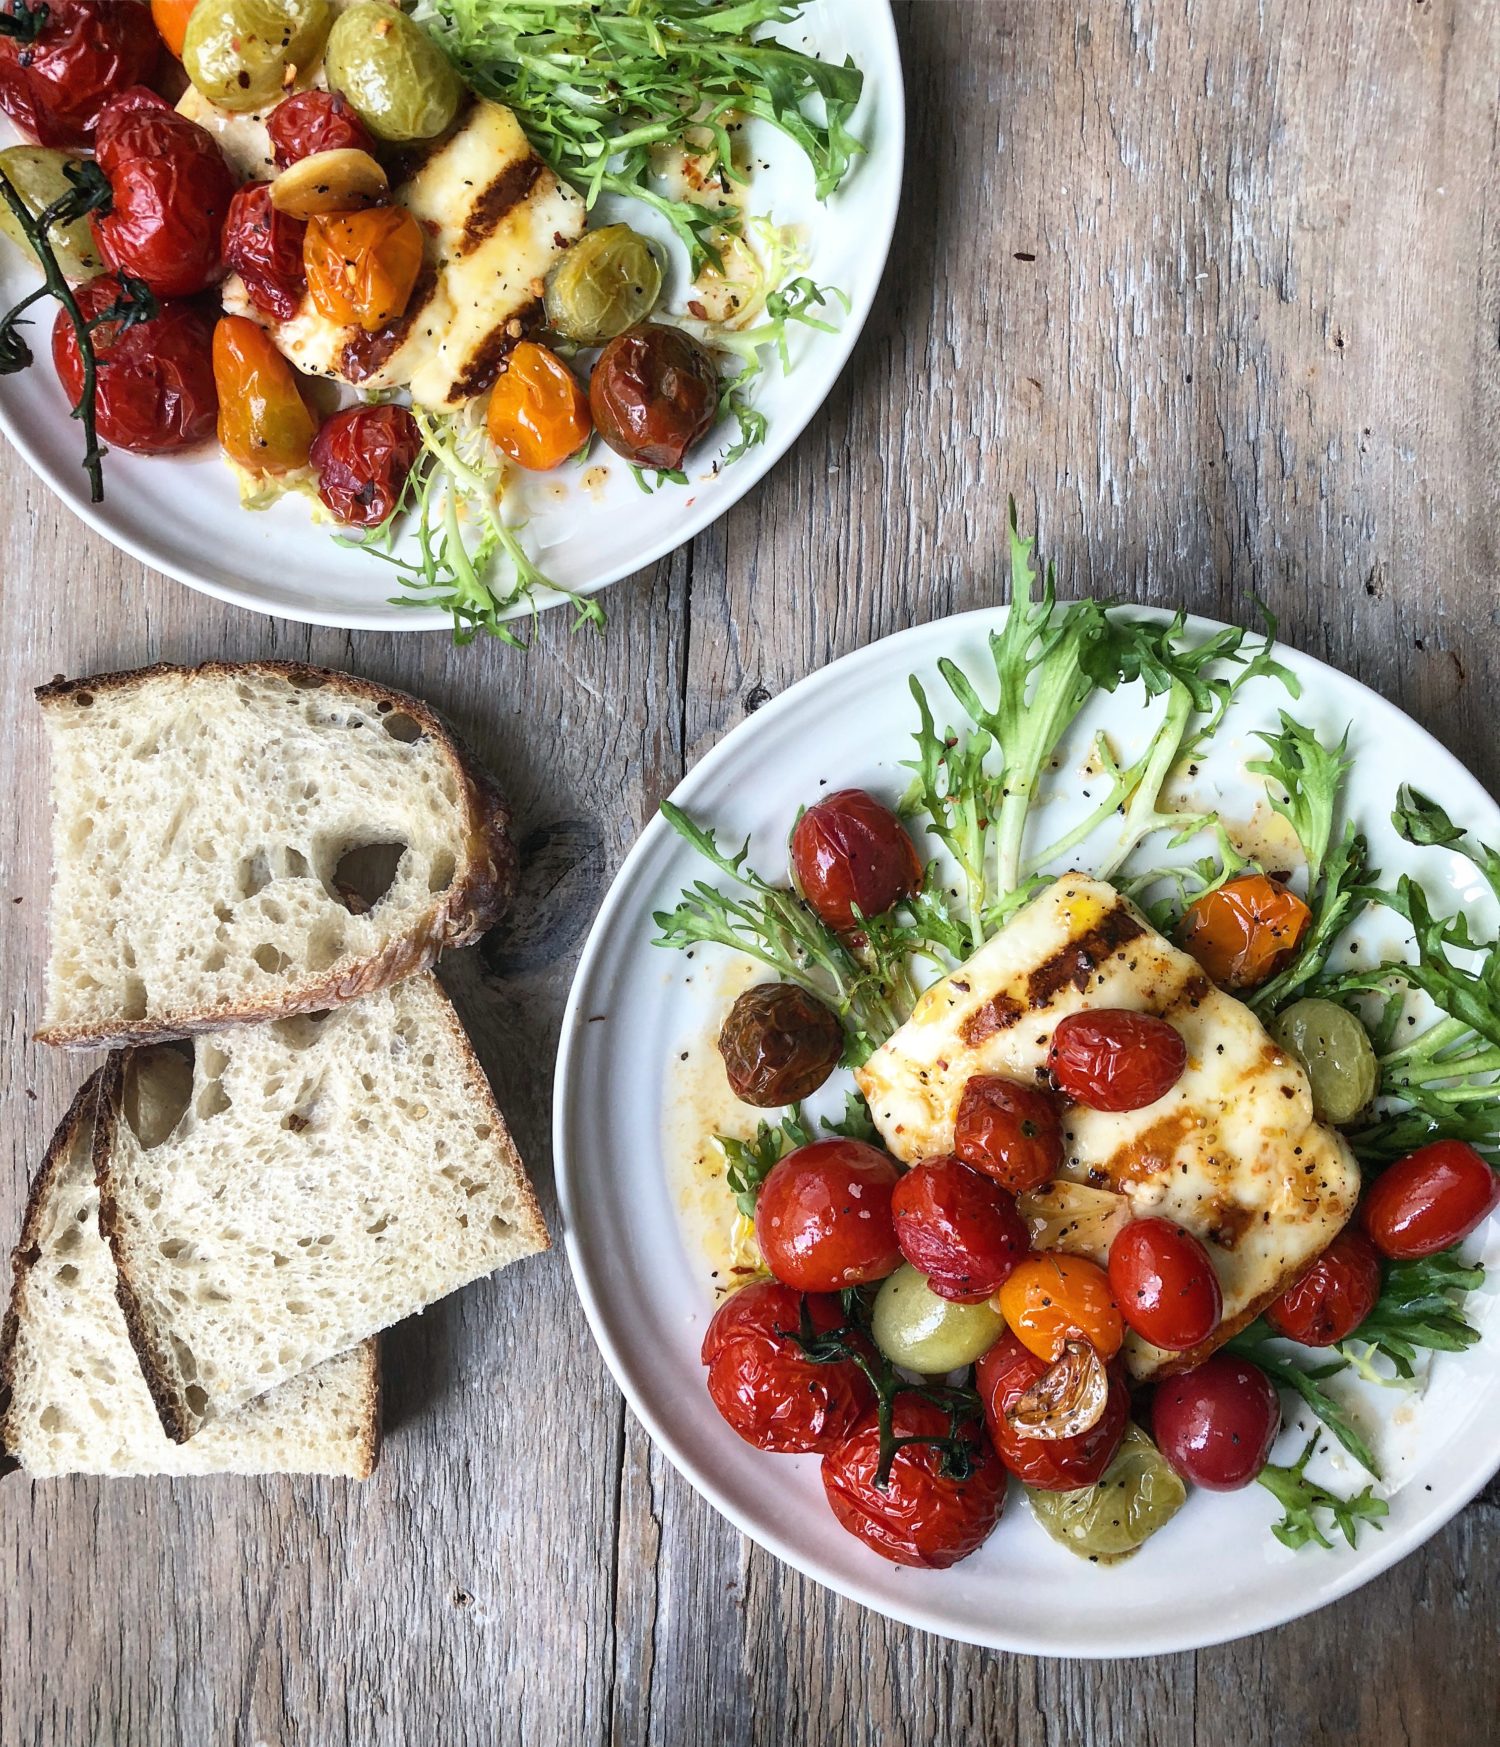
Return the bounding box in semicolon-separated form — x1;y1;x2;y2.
589;321;718;470
717;982;844;1108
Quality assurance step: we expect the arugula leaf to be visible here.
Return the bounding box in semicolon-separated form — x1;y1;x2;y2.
1227;1321;1381;1477
1257;1433;1389;1551
1339;1249;1486;1379
716;1108;811;1217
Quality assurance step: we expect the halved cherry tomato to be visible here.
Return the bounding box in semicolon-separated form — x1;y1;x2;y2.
753;1138;902;1293
486;340;591;471
148;0;196;59
212;314;316;474
822;1396;1006;1568
976;1330;1129;1490
309;403;420;527
890;1154;1030;1303
789;788;923;933
1049;1010;1187;1113
997;1253;1124;1361
1263;1227;1382;1346
1360;1139;1500;1260
1180;873;1312;991
304;205;423;333
1153;1352;1281;1490
0;0;159;149
1107;1217;1222;1352
266;89;375;169
222;182;306;323
700;1280;873;1454
952;1074;1064;1193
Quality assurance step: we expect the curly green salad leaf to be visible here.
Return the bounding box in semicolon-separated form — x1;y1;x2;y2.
1258;1433;1388;1551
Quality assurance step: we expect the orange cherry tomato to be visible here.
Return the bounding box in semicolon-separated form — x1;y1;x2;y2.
1179;873;1312;990
304;206;424;334
996;1254;1124;1362
486;340;591;470
151;0;199;59
212;315;316;475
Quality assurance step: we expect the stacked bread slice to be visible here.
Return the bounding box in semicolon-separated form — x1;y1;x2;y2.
1;663;547;1479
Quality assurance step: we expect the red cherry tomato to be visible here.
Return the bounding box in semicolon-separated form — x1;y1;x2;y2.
700;1280;873;1454
1107;1217;1223;1352
754;1138;901;1293
952;1073;1064;1193
890;1154;1030;1303
265;89;375;169
821;1396;1006;1568
309;403;421;527
1360;1140;1500;1261
1153;1352;1281;1490
222;182;306;323
90;86;235;297
976;1329;1129;1490
789;788;923;932
1049;1010;1187;1113
0;0;158;149
1263;1228;1382;1346
52;273;216;452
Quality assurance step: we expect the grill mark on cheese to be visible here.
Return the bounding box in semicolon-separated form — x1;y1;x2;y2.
958;992;1025;1046
446;297;541;402
459;156;543;257
1026;905;1146;1005
338;263;441;382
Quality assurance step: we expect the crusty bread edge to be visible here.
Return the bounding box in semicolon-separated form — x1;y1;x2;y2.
34;660;520;1051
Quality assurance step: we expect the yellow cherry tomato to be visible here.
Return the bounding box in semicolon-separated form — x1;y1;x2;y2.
212;315;317;475
486;340;591;470
303;205;424;333
151;0;200;58
996;1254;1125;1362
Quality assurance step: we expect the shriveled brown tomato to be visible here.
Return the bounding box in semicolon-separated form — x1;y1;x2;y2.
266;89;375;169
212;314;316;474
1108;1217;1222;1352
309;402;420;527
754;1138;902;1293
789;787;923;932
717;982;843;1108
1049;1009;1187;1113
1180;873;1312;991
0;0;158;149
822;1396;1006;1569
1264;1227;1382;1346
977;1329;1129;1490
304;204;423;332
1153;1353;1280;1490
1360;1139;1500;1261
222;181;306;322
486;340;591;471
589;321;718;469
701;1280;873;1454
891;1154;1030;1303
52;272;216;451
997;1253;1125;1361
952;1073;1064;1193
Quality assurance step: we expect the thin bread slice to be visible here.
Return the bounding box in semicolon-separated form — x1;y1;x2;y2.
96;972;547;1442
36;661;517;1049
0;1077;380;1478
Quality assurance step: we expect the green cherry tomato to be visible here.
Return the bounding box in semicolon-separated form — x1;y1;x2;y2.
325;3;465;143
1024;1423;1187;1562
0;147;105;281
184;0;335;114
544;224;663;347
1270;997;1378;1125
871;1263;1005;1373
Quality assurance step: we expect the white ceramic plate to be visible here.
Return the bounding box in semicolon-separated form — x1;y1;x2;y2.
554;606;1500;1656
0;0;902;629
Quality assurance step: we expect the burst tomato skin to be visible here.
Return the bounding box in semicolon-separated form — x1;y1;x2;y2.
789;788;924;932
754;1139;902;1293
222;182;306;323
890;1154;1031;1303
52;273;216;451
0;0;158;149
1180;873;1312;991
1153;1353;1281;1490
309;402;421;527
304;204;424;332
1108;1217;1223;1352
1049;1010;1188;1113
701;1280;873;1454
997;1253;1125;1361
822;1396;1006;1568
212;314;316;474
976;1330;1129;1490
952;1074;1064;1193
265;89;375;168
1360;1140;1500;1261
486;340;591;471
1263;1228;1382;1346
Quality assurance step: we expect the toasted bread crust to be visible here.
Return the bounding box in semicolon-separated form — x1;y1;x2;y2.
34;661;518;1051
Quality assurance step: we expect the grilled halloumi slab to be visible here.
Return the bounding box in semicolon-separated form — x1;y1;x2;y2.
855;875;1361;1379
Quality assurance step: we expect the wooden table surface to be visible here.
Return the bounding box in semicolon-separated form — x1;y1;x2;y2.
3;2;1498;1742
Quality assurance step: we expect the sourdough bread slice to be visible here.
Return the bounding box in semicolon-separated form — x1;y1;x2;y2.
0;1077;380;1478
37;661;517;1049
96;971;547;1442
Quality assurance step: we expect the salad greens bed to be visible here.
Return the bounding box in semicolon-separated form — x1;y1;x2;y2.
653;507;1497;1556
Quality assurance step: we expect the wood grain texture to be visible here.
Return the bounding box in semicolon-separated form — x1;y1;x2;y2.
2;1;1498;1742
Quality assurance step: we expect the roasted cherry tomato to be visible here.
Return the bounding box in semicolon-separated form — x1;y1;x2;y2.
717;982;843;1108
1263;1227;1382;1346
0;0;158;149
788;787;923;933
589;320;718;469
222;181;306;322
304;204;423;332
266;87;374;168
700;1280;873;1455
822;1396;1005;1569
309;402;420;527
1049;1009;1187;1113
997;1253;1124;1361
952;1073;1064;1193
1360;1139;1500;1261
754;1138;902;1293
1107;1217;1222;1352
212;313;316;474
90;87;235;297
52;272;216;451
1180;873;1312;991
486;339;591;471
890;1153;1030;1303
1153;1352;1281;1490
976;1330;1129;1491
148;0;196;57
